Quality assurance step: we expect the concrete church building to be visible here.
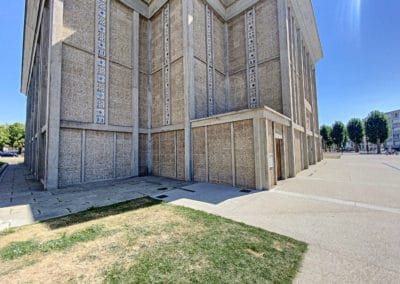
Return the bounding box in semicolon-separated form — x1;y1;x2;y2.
21;0;323;190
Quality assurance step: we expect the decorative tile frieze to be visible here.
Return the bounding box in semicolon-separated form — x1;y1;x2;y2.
206;5;214;116
94;0;108;124
245;7;258;109
163;4;171;125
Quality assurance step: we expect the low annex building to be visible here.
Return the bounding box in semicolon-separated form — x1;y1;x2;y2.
21;0;323;190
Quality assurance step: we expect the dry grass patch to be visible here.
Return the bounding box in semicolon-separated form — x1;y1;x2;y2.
0;197;307;283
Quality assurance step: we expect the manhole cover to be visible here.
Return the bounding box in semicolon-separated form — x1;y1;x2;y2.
157;187;168;191
240;189;251;193
156;194;168;199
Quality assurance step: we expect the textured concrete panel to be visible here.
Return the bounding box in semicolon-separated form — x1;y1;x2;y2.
234;120;255;188
215;71;226;114
139;134;148;175
228;14;246;74
194;58;208;119
61;45;93;123
193;127;206;181
193;0;206;62
294;129;302;174
170;0;183;62
208;123;232;185
160;131;176;178
171;59;184;124
139;17;149;74
109;62;133;126
152;133;160;175
256;0;280;62
176;130;185;180
213;15;225;74
59;129;82;187
229;71;247;111
116;132;133;178
258;59;282;112
139;72;148;128
151;70;163;128
151;12;163;71
110;0;133;66
63;0;95;52
85;131;114;182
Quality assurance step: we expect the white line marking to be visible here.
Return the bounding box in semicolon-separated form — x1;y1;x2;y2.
273;190;400;215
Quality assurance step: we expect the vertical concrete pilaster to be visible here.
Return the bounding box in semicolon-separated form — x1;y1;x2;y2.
277;0;296;177
182;0;195;181
46;0;63;190
253;118;268;190
132;11;140;176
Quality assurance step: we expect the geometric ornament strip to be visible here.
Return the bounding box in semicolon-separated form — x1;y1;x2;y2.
245;7;258;109
163;4;171;125
206;5;214;116
95;0;107;124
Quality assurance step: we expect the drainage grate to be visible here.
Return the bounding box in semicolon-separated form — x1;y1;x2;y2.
156;194;168;199
157;187;168;191
179;188;196;193
240;189;251;193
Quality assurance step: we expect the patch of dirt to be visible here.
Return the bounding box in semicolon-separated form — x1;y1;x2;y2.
246;248;264;258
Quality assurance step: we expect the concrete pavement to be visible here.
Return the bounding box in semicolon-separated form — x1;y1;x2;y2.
161;154;400;283
1;154;399;282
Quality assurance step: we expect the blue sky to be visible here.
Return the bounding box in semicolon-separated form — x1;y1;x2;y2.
0;0;399;127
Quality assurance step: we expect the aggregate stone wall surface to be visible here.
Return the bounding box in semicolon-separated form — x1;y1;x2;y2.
63;0;95;53
116;132;133;178
171;59;184;124
256;0;279;63
139;72;149;128
207;123;232;185
139;17;149;129
109;62;133;126
151;11;163;72
40;7;50;129
61;45;94;123
229;72;247;111
213;15;225;74
151;70;163;128
139;134;148;175
193;0;206;61
194;59;208;119
110;0;133;66
228;14;246;74
258;60;282;112
59;129;82;187
85;131;114;182
193;127;206;181
170;0;183;62
234;120;255;188
151;130;185;179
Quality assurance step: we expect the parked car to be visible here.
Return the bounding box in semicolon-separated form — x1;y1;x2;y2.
0;151;18;157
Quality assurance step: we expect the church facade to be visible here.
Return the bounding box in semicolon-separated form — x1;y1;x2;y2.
21;0;323;190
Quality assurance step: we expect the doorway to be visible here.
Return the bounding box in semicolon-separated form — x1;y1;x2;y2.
275;139;283;180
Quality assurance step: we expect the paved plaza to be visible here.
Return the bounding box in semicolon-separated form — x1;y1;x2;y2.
1;154;400;282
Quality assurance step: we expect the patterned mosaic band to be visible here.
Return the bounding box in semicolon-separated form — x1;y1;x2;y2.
245;7;258;109
163;4;171;125
206;5;214;116
95;0;107;124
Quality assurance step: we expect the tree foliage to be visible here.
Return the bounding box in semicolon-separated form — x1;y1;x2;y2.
347;118;364;152
365;111;390;153
0;125;10;151
331;121;346;149
320;125;333;151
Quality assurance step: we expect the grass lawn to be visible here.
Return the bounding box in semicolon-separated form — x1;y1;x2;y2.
0;197;307;283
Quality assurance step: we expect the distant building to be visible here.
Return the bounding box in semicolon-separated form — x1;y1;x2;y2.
385;109;400;150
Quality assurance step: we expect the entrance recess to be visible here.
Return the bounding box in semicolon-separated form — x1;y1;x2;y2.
275;139;283;180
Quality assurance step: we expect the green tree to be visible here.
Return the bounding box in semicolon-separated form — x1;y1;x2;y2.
8;122;25;154
0;124;10;151
365;111;390;154
320;125;333;151
332;121;346;150
346;118;364;152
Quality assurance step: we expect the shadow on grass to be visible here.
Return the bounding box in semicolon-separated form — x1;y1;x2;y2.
43;197;162;230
